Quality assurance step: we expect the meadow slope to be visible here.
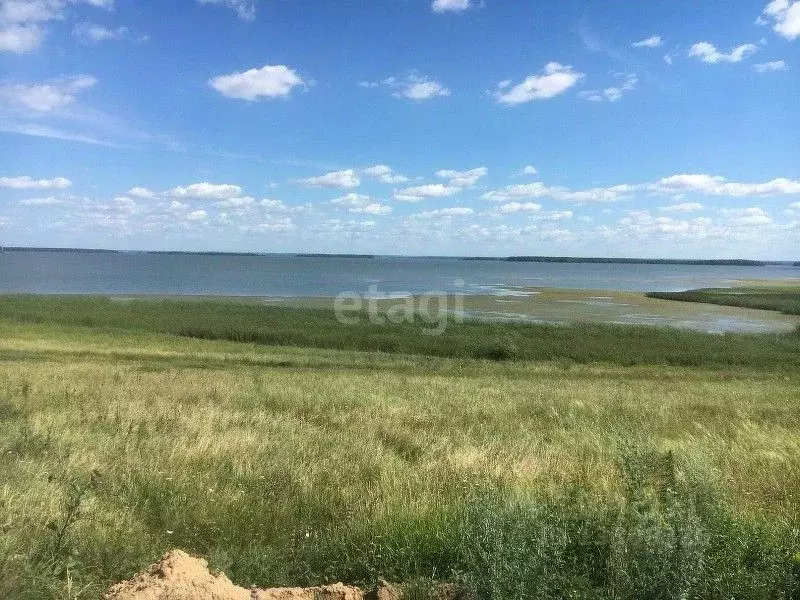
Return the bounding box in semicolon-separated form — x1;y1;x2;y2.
1;299;799;599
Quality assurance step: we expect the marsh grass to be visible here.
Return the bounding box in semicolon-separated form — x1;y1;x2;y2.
1;295;800;370
1;299;800;598
647;286;800;317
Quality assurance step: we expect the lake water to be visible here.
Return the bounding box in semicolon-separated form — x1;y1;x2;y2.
1;250;797;296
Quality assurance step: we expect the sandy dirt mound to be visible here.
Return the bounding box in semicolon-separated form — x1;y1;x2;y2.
103;550;364;600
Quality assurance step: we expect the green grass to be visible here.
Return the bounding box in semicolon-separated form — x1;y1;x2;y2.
1;297;800;599
1;294;800;371
647;286;800;317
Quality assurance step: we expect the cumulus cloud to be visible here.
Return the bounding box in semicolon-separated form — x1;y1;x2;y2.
520;165;538;175
0;0;113;53
483;182;636;203
435;167;487;187
580;73;638;103
652;174;800;196
757;0;800;40
754;60;789;72
350;203;393;215
432;0;470;13
493;63;583;105
482;173;800;205
185;209;208;222
360;74;450;102
410;207;474;219
688;42;758;64
169;182;243;199
0;24;43;52
259;198;288;211
296;169;360;189
329;194;392;215
196;0;257;20
394;184;462;202
659;202;704;213
498;202;542;214
719;207;774;226
331;193;371;207
209;65;308;101
0;75;97;113
241;215;296;233
615;211;727;241
362;164;409;184
128;186;157;199
632;35;663;48
0;175;72;189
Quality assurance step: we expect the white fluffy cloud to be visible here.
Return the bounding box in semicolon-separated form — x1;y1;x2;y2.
432;0;470;13
483;182;636;203
0;23;42;52
632;35;663;48
411;207;474;219
482;173;800;205
0;75;97;113
1;175;72;189
209;65;307;101
186;209;208;222
196;0;257;21
754;60;789;72
719;207;774;226
688;42;758;64
128;186;157;199
498;202;542;213
360;74;450;102
580;73;638;103
758;0;800;40
394;184;462;202
169;182;242;199
653;174;800;196
520;166;538;176
435;167;487;187
659;202;704;213
331;193;370;207
0;0;113;53
330;193;392;215
362;165;409;184
493;63;583;105
297;169;360;189
350;203;393;215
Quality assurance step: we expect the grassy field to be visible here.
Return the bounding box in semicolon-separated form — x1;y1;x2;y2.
647;284;800;317
1;296;800;599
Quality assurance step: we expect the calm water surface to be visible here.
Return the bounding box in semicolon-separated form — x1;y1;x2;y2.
0;251;797;296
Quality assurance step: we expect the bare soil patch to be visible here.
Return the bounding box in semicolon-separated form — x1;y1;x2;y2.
103;550;465;600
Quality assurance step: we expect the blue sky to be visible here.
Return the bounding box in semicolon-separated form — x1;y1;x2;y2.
1;0;799;258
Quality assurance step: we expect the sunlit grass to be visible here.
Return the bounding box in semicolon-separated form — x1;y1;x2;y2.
1;303;799;598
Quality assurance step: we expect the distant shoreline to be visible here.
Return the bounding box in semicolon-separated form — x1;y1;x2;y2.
1;247;796;266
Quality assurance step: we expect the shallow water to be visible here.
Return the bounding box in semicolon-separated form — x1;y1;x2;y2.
2;251;797;333
1;250;798;296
